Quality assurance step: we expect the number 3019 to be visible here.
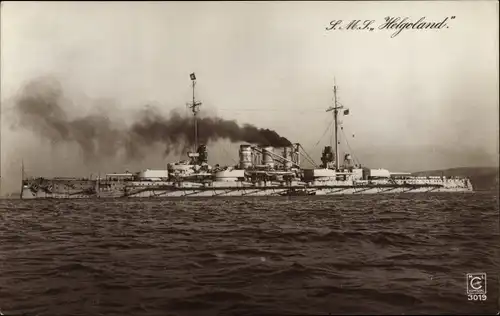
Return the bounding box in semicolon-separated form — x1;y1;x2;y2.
468;294;487;301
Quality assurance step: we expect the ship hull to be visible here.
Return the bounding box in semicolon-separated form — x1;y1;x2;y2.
21;179;474;199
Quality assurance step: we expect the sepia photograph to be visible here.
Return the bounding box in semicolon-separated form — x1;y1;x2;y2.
0;1;498;315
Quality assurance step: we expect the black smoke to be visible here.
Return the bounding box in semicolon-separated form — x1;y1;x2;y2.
11;78;292;161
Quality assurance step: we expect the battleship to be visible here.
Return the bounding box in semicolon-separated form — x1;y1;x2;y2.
20;74;473;199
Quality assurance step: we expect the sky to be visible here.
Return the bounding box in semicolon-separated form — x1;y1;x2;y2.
0;1;499;194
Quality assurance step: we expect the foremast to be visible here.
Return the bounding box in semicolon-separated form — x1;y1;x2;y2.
187;73;202;152
186;73;204;165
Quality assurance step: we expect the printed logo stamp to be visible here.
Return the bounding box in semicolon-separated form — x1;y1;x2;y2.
467;273;487;301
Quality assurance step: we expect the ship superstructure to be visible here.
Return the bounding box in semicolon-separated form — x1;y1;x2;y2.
20;74;473;199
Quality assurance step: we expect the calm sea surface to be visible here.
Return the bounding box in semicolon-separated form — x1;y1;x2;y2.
1;193;499;315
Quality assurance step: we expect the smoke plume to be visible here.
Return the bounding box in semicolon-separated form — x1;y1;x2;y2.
10;78;292;161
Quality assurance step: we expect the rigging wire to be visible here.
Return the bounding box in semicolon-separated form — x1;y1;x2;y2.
298;148;317;168
216;108;327;113
223;144;238;165
303;117;334;155
298;117;335;168
216;143;238;166
340;126;361;167
298;144;318;167
330;121;334;149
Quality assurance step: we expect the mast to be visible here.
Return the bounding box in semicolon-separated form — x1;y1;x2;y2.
187;73;202;152
326;79;347;171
